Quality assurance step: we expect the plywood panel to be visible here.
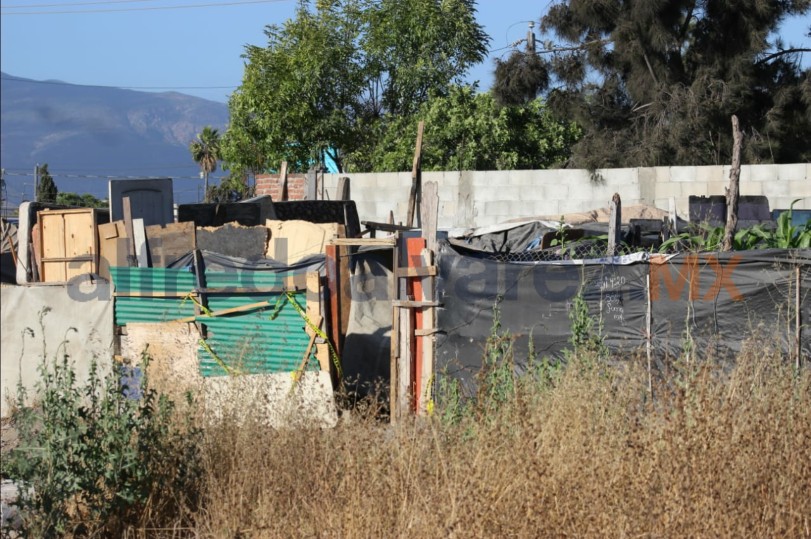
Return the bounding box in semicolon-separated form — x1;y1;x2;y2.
64;211;95;257
42;260;67;282
41;213;66;259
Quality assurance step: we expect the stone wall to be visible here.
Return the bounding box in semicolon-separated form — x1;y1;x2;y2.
316;164;810;228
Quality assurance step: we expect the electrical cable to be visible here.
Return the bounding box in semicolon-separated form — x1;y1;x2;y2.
1;0;292;15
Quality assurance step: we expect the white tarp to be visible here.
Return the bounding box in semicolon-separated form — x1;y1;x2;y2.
0;280;114;417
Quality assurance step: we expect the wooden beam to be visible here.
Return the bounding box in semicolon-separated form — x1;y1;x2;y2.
132;218;149;268
396;266;437;278
406;120;425;228
392;300;440;308
329;237;396;247
122;196;137;267
419;248;436;416
362;220;415;232
421;181;439;254
325;244;342;357
280;161;289;201
607;193;622;256
114;291;196;298
171;300;272;323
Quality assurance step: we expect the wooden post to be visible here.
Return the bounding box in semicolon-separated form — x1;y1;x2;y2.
192;249;207;338
390;233;400;423
132;218;149;268
406;120;424;228
607;193;622;256
337;177;350;201
122;196;137;267
421;181;439;254
279;161;289;201
646;273;653;397
796;266;802;370
722;115;742;252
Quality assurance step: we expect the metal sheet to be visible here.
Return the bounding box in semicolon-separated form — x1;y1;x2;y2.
110;267;196;324
198;291;315;377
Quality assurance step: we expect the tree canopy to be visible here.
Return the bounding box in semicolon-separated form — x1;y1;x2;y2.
36;164;57;204
493;0;811;168
55;192;106;208
221;0;490;173
362;85;581;171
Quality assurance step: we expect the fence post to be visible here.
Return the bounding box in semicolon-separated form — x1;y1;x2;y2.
608;193;622;256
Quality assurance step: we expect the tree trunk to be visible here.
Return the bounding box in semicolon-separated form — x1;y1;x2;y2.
721;115;742;252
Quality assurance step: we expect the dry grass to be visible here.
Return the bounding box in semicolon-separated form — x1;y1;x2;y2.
187;343;811;538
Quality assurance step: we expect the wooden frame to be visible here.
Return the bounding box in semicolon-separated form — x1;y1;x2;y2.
37;208;104;282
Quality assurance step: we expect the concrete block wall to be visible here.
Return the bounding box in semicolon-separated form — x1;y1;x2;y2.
322;163;809;228
255;174;308;201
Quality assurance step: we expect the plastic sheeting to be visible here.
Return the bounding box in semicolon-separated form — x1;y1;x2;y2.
0;280;114;416
435;242;810;396
341;248;393;394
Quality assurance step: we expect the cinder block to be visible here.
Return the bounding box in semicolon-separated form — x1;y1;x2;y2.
695;165;724;183
726;165;752;183
600;167;638;187
706;181;728;197
655;182;681;199
787;180;811;198
484;200;517;217
653;166;671;183
681;182;708;197
531;200;560;218
776;163;806;182
761;180;792;197
670;167;696;182
739;182;763;197
772;196;811;211
748;164;780;182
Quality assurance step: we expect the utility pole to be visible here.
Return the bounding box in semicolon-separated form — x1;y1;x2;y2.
527;21;536;53
34;163;40;202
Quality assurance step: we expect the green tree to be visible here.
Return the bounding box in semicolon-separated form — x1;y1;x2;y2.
221;0;489;173
189;126;222;202
493;0;811;169
36;164;58;203
55;192;107;208
360;85;581;171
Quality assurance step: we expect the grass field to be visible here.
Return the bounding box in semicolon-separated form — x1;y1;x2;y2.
3;340;809;538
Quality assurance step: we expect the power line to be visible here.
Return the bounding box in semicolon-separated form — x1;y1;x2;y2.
2;0;158;8
2;170;216;180
0;75;237;91
1;0;292;15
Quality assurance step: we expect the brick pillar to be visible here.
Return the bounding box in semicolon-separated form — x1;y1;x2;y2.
254;174;308;201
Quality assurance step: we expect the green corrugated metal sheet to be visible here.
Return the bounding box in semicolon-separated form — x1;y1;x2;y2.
110;267;196;324
198;291;315;377
111;266;316;376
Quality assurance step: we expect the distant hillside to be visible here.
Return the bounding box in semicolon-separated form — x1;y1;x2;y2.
0;72;229;205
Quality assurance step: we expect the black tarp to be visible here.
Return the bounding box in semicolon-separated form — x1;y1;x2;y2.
435;241;810;395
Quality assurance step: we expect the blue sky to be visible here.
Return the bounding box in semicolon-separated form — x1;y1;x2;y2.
1;0;809;104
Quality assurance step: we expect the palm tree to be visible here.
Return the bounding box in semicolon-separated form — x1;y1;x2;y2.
189;126;222;202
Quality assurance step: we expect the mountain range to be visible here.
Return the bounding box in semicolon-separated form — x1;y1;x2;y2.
0;72;229;206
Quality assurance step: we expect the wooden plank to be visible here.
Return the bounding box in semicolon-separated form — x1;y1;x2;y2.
607;193;622;256
407;238;426;415
406;120;425;228
421;181;439;254
392;300;440;308
114;291;196;298
389;234;400;424
144;221;195;267
362;221;414;232
396;266;437;278
337;177;350;201
172;300;272;323
192;249;207;337
294;314;322;379
122;197;137;267
329;237;396;247
325;244;342;357
280;161;289;201
419;248;435;416
398;276;414;418
40;211;66;259
63;210;94;257
132;218;149;268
